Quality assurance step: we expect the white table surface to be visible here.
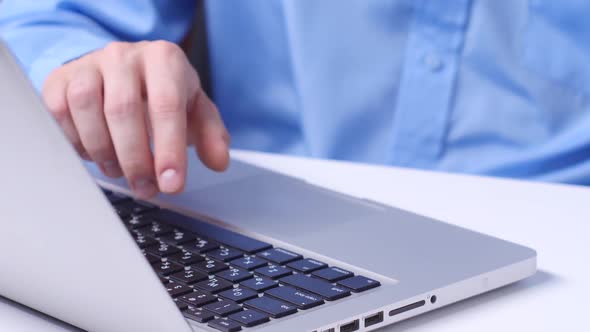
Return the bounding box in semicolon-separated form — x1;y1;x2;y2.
2;150;588;331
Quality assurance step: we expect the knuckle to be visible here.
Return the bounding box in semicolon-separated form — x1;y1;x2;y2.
105;95;142;118
66;78;98;108
149;40;182;58
103;41;129;59
150;93;183;117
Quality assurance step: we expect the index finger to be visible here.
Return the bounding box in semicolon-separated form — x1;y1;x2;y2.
142;42;189;194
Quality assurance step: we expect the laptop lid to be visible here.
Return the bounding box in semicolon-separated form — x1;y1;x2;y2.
0;41;193;332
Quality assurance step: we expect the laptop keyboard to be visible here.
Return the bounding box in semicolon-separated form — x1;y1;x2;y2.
103;189;381;331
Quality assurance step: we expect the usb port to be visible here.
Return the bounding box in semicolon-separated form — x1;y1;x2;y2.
364;311;384;327
339;319;359;332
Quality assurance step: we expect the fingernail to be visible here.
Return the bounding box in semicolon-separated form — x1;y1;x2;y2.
132;178;157;199
101;161;123;178
159;168;181;193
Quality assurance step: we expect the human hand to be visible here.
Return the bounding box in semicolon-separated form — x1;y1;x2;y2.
42;41;230;199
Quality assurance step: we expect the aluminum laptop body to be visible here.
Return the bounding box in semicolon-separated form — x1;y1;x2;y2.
0;41;536;332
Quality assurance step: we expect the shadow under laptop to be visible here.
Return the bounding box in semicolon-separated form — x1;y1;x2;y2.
378;269;559;331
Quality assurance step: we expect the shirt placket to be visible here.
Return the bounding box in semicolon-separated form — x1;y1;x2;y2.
389;0;472;168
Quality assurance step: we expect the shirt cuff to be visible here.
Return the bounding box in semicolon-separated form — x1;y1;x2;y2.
28;32;113;91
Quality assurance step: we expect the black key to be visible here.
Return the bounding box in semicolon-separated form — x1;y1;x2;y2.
203;300;242;316
160;229;196;246
144;252;160;264
137;221;174;238
256;248;302;265
101;187;112;195
183;305;215;323
159;276;170;284
126;216;154;230
155;209;272;254
312;267;353;282
169;269;208;285
115;201;156;219
254;264;292;279
207;247;244;262
337;275;381;292
175;300;188;310
145;242;181;257
165;282;192;297
280;274;351;301
178;290;217;307
168;250;204;266
230;256;268;271
191;258;228;274
228;309;270;327
218;287;258;303
287;258;327;273
244;296;297;318
183;238;220;254
106;191;131;205
193;277;233;294
153;260;183;276
265;286;324;309
216;267;252;283
240;276;278;292
133;233;158;249
208;318;242;332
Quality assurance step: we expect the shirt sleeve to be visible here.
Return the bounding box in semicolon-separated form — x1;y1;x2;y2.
0;0;196;91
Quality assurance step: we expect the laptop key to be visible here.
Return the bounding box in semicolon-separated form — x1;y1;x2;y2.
230;256;268;271
265;286;324;309
228;309;270;327
193;277;233;293
137;221;174;238
191;258;228;274
155;209;272;254
312;267;353;282
216;267;253;283
280;274;351;301
115;201;156;219
337;275;381;292
254;264;292;279
243;296;297;318
174;300;188;310
183;305;215;323
240;276;278;292
168;250;204;266
169;269;208;285
208;318;242;332
166;282;192;298
144;252;160;264
178;290;217;307
145;242;181;257
207;247;244;262
183;238;220;254
202;299;242;316
218;287;258;303
256;248;302;265
153;260;183;276
126;216;154;230
287;258;327;273
133;233;157;249
160;229;196;246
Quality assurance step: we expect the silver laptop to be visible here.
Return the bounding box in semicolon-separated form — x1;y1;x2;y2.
0;40;536;332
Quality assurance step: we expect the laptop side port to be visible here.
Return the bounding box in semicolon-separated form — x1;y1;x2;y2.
339;319;360;332
364;311;384;327
388;300;426;317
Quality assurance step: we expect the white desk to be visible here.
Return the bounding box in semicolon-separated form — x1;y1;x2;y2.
2;150;588;331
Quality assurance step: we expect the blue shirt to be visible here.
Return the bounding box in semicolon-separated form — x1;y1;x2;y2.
1;0;590;185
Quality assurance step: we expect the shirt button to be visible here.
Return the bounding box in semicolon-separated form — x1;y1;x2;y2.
423;53;444;72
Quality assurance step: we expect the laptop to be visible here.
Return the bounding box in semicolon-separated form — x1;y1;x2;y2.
0;40;536;332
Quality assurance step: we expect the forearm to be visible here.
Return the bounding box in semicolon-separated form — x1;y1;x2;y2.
0;0;195;90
